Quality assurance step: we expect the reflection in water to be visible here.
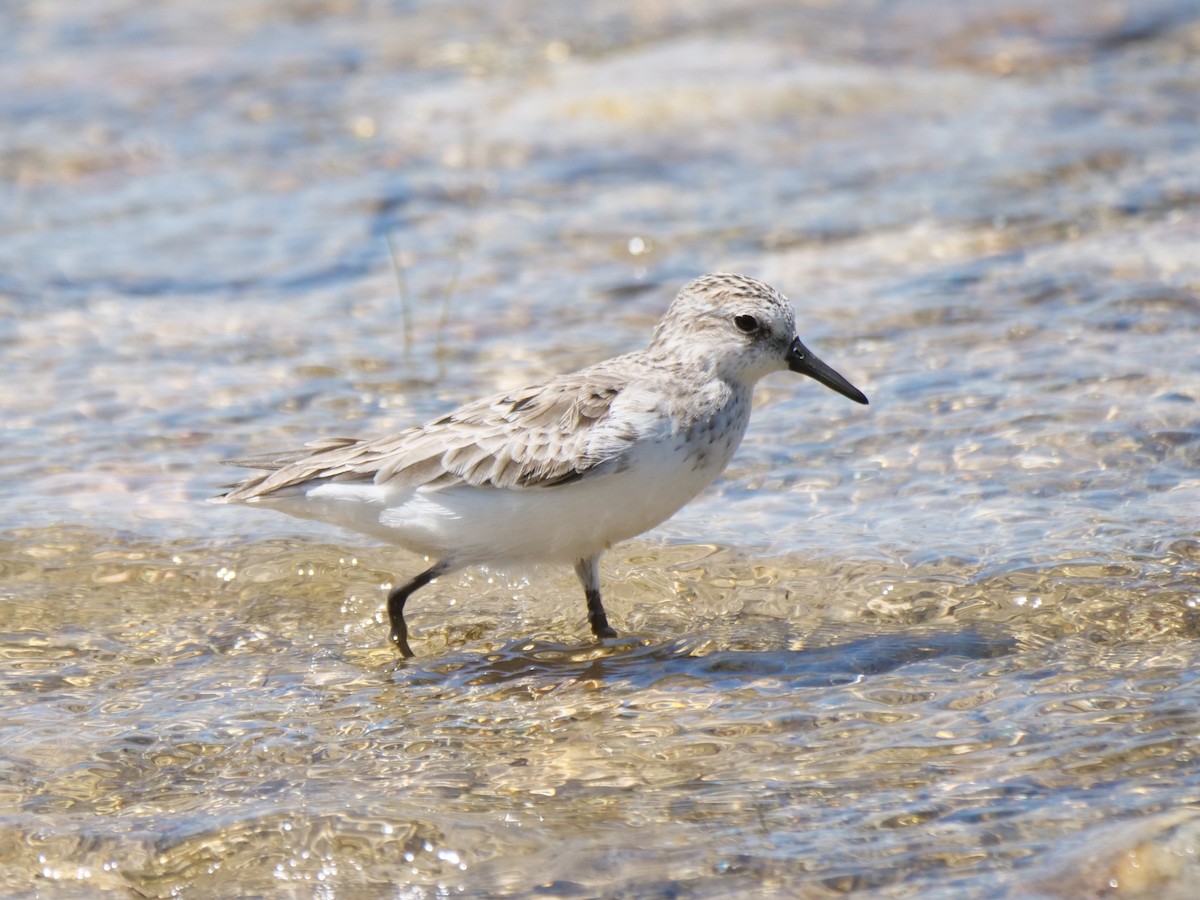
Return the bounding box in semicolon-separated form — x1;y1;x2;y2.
421;626;1016;691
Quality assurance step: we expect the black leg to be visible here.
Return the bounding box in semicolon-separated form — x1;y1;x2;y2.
586;588;617;639
387;561;449;657
574;556;617;640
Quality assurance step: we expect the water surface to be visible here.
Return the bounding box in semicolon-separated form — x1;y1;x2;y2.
3;0;1200;896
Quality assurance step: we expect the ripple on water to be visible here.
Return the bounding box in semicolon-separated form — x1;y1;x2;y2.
5;0;1200;895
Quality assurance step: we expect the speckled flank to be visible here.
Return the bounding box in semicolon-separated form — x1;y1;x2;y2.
214;273;867;653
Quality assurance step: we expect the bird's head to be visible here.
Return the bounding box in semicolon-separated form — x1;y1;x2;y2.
651;273;868;404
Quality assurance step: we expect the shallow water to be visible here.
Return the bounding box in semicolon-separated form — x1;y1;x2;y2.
4;0;1200;896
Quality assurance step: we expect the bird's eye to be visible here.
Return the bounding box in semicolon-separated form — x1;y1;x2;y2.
734;314;759;334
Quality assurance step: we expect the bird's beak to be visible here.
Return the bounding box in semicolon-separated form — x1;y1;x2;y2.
787;338;869;405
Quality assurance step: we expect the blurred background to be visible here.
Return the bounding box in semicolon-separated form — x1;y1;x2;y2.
3;1;1200;896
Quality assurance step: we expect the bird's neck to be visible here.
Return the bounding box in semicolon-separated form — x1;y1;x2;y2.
667;375;753;432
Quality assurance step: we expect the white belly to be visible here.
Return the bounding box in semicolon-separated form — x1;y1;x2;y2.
267;415;746;565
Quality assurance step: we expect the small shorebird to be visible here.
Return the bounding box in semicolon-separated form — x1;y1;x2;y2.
213;274;868;656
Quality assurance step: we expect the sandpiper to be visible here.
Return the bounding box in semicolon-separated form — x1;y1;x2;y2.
213;274;868;655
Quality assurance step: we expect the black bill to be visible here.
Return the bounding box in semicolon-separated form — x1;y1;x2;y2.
786;338;869;405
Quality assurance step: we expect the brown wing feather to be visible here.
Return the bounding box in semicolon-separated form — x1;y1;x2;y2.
215;357;645;503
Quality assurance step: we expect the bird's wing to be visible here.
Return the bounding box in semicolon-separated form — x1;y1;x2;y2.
215;357;656;502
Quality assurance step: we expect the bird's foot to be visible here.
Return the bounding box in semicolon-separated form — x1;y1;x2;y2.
389;627;415;659
592;619;618;640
